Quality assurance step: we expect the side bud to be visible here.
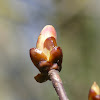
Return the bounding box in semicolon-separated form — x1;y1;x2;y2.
88;82;100;100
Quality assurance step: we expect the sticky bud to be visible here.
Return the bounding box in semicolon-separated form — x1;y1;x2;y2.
88;82;100;100
30;25;63;83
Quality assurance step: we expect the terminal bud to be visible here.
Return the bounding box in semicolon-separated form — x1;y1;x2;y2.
30;25;63;83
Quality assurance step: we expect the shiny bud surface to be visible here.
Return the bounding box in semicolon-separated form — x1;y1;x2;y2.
30;25;63;83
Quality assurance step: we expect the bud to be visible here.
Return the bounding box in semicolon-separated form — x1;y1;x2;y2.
88;82;100;100
30;25;63;83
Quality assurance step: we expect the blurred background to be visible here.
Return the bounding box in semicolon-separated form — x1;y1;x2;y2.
0;0;100;100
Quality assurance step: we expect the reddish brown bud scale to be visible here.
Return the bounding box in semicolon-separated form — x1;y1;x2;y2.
93;95;100;100
34;73;49;83
44;37;57;50
30;48;47;68
89;89;97;100
49;47;63;71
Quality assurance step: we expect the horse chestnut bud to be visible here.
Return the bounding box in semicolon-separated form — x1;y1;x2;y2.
88;82;100;100
30;25;63;83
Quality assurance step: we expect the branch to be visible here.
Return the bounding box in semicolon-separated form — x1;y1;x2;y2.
49;65;69;100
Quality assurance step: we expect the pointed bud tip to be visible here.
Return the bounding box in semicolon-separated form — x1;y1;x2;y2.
36;25;57;52
91;82;100;95
40;25;57;39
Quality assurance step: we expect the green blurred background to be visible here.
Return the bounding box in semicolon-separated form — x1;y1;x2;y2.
0;0;100;100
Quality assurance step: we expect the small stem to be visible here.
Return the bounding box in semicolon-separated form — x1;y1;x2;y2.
49;68;69;100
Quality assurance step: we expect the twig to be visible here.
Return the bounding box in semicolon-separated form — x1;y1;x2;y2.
48;66;69;100
30;25;69;100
